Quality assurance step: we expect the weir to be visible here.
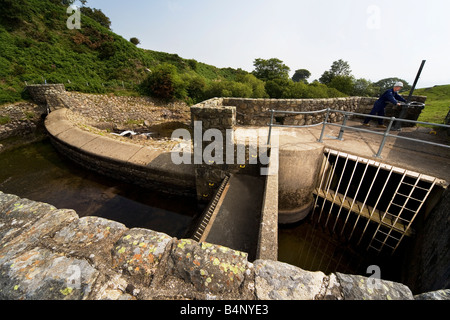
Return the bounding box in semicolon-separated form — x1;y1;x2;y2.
312;148;442;255
10;84;448;296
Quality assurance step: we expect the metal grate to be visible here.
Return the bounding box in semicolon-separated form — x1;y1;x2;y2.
313;148;438;255
192;175;230;242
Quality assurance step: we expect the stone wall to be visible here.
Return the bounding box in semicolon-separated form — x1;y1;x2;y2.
0;102;48;152
223;96;426;127
2;191;438;300
26;84;66;105
403;186;450;294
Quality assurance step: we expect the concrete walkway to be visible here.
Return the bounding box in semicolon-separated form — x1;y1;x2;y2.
205;174;265;261
242;120;450;185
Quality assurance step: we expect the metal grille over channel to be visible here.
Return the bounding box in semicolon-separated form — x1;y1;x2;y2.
312;148;438;255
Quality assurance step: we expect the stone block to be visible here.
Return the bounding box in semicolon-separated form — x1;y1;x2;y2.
169;239;252;296
50;216;128;267
0;195;78;264
414;289;450;300
254;260;327;300
112;228;173;284
0;247;98;300
336;272;414;300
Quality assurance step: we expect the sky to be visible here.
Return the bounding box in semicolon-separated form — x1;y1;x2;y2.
75;0;450;88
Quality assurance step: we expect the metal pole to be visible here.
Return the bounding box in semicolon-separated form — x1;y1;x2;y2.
337;113;349;140
267;110;274;146
375;117;395;158
393;60;426;130
318;109;330;142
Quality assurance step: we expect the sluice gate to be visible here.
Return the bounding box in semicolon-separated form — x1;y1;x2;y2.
313;148;441;255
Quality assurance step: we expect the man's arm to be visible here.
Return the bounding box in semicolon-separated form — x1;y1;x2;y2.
384;90;402;105
394;92;407;103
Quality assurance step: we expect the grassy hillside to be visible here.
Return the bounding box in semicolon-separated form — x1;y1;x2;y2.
413;85;450;124
0;0;247;104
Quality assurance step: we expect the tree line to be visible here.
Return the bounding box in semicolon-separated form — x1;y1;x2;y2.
141;58;411;104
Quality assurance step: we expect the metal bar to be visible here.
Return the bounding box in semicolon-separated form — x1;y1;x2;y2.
312;151;332;220
325;154;350;228
269;108;329;115
347;160;371;241
318;151;340;224
392;178;437;253
319;108;450;128
337;113;349;140
383;175;422;253
318;108;330;143
332;156;359;233
375;117;395;158
327;122;450;149
267;109;274;146
393;60;426;130
368;171;407;252
269;122;324;129
349;162;382;241
358;166;394;246
340;159;370;238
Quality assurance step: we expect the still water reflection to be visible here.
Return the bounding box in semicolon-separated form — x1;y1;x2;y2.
0;139;199;238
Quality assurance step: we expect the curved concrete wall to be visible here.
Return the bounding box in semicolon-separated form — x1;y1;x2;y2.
45;108;196;196
278;144;324;224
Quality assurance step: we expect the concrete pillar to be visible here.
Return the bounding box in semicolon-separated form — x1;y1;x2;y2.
277;142;324;224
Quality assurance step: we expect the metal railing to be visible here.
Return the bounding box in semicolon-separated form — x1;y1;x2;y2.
267;105;450;158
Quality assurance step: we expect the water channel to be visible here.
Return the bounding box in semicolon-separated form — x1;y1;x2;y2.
0;138;199;238
1;138;408;283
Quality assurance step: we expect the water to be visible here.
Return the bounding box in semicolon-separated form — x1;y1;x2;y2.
0;139;199;238
278;214;409;283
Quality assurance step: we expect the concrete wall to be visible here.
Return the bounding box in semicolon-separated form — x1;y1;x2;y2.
45;108;196;196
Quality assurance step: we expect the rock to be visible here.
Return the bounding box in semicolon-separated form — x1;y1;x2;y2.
336;272;414;300
0;196;78;264
49;216;128;268
254;259;327;300
0;247;99;300
169;240;252;296
414;289;450;300
112;228;173;286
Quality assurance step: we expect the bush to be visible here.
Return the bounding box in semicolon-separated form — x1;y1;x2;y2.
141;63;186;100
181;73;206;104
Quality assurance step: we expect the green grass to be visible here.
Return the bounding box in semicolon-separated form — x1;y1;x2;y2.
0;116;11;125
414;85;450;125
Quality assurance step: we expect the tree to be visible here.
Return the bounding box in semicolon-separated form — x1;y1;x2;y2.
352;78;378;97
292;69;311;83
265;79;292;98
319;59;352;84
328;76;354;96
252;58;290;81
80;7;111;29
374;78;411;95
130;37;140;46
142;63;186;100
181;73;206;103
236;74;268;98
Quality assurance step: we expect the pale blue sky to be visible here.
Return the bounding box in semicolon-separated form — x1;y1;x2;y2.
76;0;450;88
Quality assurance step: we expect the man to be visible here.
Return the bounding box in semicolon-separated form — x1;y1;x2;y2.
363;82;407;128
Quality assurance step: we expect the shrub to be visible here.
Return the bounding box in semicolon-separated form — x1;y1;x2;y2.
141;63;186;100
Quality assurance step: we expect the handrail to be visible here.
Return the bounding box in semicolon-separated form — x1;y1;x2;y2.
267;108;450;158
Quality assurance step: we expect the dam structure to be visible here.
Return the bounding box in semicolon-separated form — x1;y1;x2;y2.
0;84;448;300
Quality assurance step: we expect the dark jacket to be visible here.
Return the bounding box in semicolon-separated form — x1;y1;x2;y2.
375;88;407;108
